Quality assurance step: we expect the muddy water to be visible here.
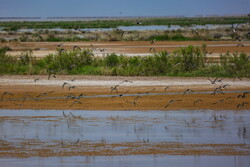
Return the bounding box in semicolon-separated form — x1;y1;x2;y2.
0;109;249;166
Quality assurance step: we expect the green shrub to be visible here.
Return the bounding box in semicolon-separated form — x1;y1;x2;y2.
104;53;119;67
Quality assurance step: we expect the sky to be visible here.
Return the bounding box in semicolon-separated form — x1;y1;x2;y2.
0;0;249;17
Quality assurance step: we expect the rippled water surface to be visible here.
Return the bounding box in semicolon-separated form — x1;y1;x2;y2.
0;109;249;167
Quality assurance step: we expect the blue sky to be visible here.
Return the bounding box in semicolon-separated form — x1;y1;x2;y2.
0;0;249;17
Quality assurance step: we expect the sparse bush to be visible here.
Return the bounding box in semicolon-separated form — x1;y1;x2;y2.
0;46;249;77
104;53;119;67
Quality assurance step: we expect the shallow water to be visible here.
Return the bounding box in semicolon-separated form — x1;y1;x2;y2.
1;155;250;167
0;109;249;144
3;24;234;33
0;109;249;166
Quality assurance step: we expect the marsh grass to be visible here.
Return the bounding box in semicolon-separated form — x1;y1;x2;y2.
0;46;249;77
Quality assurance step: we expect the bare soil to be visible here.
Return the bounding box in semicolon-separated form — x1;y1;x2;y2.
2;41;250;58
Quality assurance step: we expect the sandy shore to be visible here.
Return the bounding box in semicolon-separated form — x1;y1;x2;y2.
1;75;250;110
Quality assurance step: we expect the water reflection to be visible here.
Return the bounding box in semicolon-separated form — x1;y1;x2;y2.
1;155;250;167
0;109;249;144
0;109;250;166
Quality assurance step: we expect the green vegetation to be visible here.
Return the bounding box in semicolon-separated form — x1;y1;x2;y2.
0;16;248;30
0;45;249;78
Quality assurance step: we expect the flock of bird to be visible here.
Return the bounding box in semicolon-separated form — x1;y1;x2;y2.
1;76;249;110
1;16;250;109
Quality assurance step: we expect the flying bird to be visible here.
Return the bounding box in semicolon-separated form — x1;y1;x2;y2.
110;85;120;94
59;48;65;55
1;92;14;101
70;100;82;107
164;99;182;108
126;95;142;105
207;50;215;54
193;99;203;106
183;89;194;95
48;73;56;80
237;92;249;98
120;80;133;84
73;46;81;51
164;87;169;92
149;47;156;53
34;78;40;83
62;82;71;90
68;86;76;91
236;43;244;47
208;77;222;84
57;42;64;47
237;102;248;108
118;90;129;97
192;29;199;36
136;20;142;25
